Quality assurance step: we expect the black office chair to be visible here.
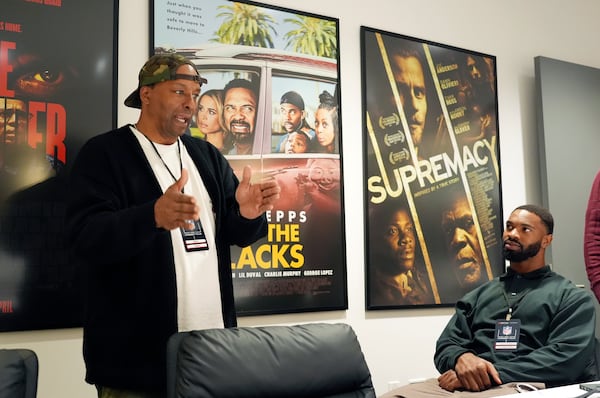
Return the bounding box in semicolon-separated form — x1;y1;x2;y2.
166;323;375;398
0;349;38;398
595;337;600;379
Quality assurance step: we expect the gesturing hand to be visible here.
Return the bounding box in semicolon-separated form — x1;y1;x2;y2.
154;169;200;230
235;165;281;219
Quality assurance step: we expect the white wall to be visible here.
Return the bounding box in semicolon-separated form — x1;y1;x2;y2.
3;1;600;397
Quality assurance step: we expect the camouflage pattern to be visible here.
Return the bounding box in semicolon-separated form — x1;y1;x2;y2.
124;53;207;109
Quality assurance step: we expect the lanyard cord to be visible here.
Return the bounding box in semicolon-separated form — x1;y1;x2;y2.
502;289;513;321
501;278;529;321
135;125;184;192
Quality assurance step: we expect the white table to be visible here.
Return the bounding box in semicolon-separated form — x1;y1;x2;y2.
495;383;600;397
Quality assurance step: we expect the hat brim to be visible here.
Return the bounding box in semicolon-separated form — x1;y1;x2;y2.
124;88;142;109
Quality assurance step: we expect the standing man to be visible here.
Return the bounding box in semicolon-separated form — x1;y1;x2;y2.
67;54;280;398
276;90;314;152
223;78;259;155
383;204;596;397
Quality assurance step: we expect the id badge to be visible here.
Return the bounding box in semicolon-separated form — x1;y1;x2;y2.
494;319;520;351
180;219;209;252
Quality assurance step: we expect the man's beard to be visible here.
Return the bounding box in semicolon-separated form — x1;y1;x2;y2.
229;119;253;144
503;239;541;263
233;131;253;145
283;121;299;133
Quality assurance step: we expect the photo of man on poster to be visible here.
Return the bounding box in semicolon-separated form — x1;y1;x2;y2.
276;90;315;153
223;78;259;155
368;198;434;307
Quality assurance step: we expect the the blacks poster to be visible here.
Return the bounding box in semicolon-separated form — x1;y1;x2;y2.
0;0;117;331
153;0;347;315
362;27;503;309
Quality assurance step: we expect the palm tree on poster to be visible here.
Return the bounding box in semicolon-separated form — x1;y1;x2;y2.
214;3;277;48
283;16;337;59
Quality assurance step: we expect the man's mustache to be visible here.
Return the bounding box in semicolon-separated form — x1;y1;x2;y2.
504;237;522;248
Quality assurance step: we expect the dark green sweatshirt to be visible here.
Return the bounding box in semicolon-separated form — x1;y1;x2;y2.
435;265;596;387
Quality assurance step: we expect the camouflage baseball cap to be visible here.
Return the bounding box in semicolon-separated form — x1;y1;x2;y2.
124;53;208;109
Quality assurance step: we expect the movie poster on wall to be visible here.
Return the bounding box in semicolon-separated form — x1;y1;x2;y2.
361;26;504;309
0;0;117;331
152;0;347;315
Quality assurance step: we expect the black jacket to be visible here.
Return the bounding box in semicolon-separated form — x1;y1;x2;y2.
67;125;267;393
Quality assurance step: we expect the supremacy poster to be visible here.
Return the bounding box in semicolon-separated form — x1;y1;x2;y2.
362;27;503;308
153;0;347;315
0;0;116;331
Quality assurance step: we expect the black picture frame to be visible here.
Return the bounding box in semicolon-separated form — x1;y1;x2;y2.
0;0;119;331
151;0;347;315
361;26;504;309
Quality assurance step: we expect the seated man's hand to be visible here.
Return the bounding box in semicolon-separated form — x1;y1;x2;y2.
438;370;463;392
454;352;502;392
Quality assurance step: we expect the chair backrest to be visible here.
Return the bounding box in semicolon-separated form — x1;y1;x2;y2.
167;322;376;398
0;349;38;398
595;336;600;379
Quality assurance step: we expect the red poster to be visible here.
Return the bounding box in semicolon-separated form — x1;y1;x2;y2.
0;0;116;331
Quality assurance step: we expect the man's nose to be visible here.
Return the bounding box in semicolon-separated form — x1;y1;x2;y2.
183;95;197;109
234;108;246;118
452;228;469;245
507;228;519;239
408;92;420;111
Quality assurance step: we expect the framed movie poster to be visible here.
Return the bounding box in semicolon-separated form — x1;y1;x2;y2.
152;0;347;315
0;0;118;331
361;26;504;309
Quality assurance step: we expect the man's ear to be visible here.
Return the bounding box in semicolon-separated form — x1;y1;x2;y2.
139;86;152;106
541;233;553;248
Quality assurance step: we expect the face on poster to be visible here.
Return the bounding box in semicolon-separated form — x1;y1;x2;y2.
361;26;503;309
153;0;347;315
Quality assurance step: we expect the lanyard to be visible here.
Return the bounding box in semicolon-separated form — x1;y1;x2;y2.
501;279;528;321
502;290;513;321
136;125;183;192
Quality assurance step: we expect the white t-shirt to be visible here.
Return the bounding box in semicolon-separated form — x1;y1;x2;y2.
132;126;224;331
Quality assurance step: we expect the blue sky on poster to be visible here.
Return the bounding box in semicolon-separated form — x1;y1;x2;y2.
154;0;308;51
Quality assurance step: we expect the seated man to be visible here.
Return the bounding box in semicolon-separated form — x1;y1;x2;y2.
383;204;597;397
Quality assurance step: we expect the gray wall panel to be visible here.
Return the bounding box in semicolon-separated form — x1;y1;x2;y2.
535;56;600;329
